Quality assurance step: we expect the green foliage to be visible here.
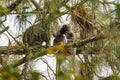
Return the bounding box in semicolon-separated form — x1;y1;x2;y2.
0;66;21;80
1;0;120;80
33;47;46;59
0;5;8;16
103;74;120;80
0;26;9;35
115;3;120;19
31;71;40;80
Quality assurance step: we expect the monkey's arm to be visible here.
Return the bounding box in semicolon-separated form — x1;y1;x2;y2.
63;34;68;45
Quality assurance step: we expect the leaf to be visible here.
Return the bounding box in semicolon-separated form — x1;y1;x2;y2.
46;47;55;54
0;5;9;13
57;71;71;80
46;43;69;55
0;27;9;35
33;47;46;59
54;44;69;55
31;71;40;80
104;74;120;80
0;66;20;80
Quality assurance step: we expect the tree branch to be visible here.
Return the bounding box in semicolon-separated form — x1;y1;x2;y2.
10;46;46;67
0;34;106;67
73;34;106;47
0;34;105;55
7;0;23;12
30;0;42;11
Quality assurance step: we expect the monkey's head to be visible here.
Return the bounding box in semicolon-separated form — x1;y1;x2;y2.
53;24;74;45
60;24;71;34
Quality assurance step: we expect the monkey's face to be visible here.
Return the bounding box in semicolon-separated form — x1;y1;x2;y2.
66;32;74;43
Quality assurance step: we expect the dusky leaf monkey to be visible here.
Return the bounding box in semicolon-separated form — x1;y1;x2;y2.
53;24;76;74
23;24;47;46
53;24;74;45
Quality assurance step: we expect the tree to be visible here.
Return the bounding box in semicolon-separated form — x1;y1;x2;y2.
0;0;120;80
